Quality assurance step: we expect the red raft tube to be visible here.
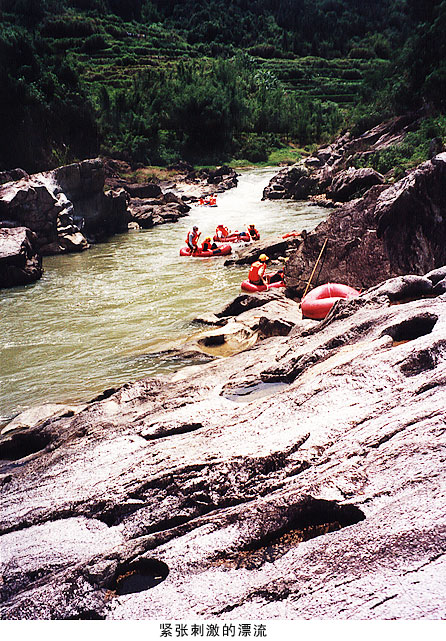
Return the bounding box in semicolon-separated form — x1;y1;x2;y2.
301;283;360;319
213;232;251;243
241;276;285;293
180;244;232;257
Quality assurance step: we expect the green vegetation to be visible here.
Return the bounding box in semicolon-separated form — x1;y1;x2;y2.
352;116;446;179
0;0;445;173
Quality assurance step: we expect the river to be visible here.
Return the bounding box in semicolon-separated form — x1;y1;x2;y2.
0;168;328;423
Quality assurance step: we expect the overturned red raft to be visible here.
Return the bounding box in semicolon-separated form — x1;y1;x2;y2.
241;278;285;293
180;244;232;257
301;283;360;319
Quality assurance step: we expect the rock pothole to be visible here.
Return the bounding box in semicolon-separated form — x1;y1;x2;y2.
0;430;52;461
214;499;365;571
382;313;438;345
111;558;169;596
223;381;289;402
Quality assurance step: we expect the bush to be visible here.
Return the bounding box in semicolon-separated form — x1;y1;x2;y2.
81;34;108;53
41;18;97;39
234;134;272;162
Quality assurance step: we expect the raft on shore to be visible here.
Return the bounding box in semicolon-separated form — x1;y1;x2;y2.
301;283;360;319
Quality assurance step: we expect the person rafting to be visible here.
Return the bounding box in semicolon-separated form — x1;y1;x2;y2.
248;224;260;241
215;224;229;240
269;257;288;283
201;237;217;252
186;226;200;253
209;195;217;206
248;254;269;286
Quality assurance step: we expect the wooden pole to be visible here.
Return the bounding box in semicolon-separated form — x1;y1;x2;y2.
301;237;328;300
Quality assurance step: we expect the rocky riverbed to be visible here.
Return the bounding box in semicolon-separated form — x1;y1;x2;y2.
1;268;445;620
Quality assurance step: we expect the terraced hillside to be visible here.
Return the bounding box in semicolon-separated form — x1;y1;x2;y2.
2;0;444;172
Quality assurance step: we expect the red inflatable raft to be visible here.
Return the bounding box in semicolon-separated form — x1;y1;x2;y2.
301;283;360;319
180;244;232;257
241;278;285;293
213;232;251;243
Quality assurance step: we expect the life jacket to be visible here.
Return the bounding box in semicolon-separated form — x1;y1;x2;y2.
201;241;212;252
249;227;260;240
249;261;266;283
186;230;199;247
216;225;228;237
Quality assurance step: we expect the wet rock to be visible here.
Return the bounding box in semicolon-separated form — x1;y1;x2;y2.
187;292;302;357
128;192;190;229
0;227;42;288
0;269;445;619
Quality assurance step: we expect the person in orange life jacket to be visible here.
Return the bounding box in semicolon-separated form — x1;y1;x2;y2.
248;224;260;240
248;254;269;285
201;237;217;252
186;226;200;253
215;224;229;240
209;195;217;206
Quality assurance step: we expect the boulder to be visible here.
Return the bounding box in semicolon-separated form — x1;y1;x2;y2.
0;227;42;288
326;167;384;202
284;153;446;296
187;291;303;357
0;160;131;256
122;183;162;199
0;268;445;619
262;164;318;201
128;193;190;229
1;404;85;436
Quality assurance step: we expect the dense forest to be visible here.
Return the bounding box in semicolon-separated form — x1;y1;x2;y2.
0;0;445;172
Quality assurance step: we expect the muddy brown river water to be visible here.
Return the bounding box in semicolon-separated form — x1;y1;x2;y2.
0;168;328;421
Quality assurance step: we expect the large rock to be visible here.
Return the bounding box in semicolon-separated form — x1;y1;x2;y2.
285;153;446;296
0;227;42;288
0;268;445;619
188;291;304;357
128;192;190;229
326;167;384;202
262;113;422;203
262;164;318;201
0;159;131;255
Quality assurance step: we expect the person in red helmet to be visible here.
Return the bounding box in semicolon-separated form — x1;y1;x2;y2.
248;254;269;286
